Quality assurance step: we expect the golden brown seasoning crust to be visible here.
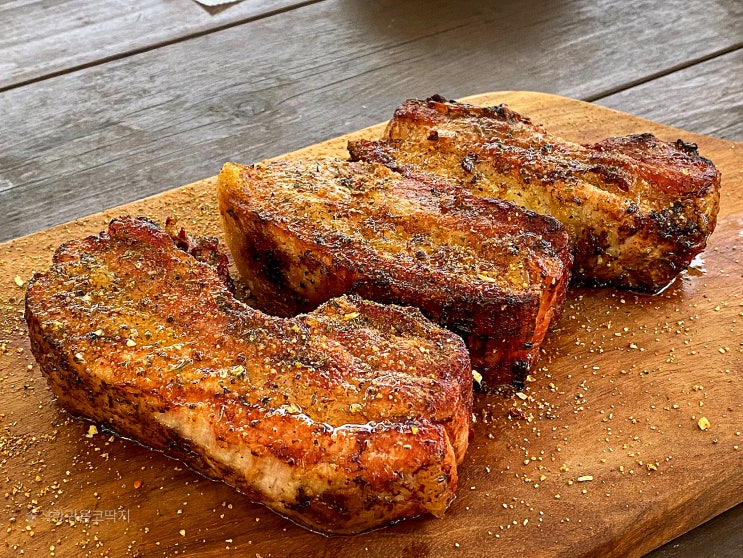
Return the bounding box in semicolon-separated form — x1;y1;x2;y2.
218;159;571;386
24;216;473;534
348;95;721;293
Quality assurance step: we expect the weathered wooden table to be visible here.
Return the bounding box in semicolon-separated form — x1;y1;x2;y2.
1;2;741;557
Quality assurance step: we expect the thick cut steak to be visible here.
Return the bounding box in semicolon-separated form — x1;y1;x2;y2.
348;95;721;292
25;217;473;534
218;159;570;386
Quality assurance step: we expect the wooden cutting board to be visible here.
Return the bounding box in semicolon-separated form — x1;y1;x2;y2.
1;92;741;558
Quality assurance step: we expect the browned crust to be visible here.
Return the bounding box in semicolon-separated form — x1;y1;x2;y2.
348;95;721;292
217;159;571;386
24;216;473;534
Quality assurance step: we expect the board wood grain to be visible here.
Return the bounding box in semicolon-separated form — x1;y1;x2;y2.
0;92;741;558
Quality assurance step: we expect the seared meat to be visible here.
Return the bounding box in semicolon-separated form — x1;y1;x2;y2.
25;216;473;534
218;159;571;386
348;95;721;292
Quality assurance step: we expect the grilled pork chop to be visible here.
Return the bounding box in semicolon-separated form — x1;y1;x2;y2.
348;95;721;292
25;216;473;534
218;159;571;386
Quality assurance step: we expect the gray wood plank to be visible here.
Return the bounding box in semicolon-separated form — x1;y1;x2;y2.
0;0;321;90
595;49;743;141
647;504;743;558
1;0;742;242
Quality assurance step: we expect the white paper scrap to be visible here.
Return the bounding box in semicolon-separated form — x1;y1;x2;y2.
193;0;242;6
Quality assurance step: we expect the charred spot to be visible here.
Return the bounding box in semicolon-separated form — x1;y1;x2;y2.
582;229;610;256
618;220;640;237
427;130;440;141
448;316;475;336
674;138;700;156
518;166;532;184
461;152;479;173
624;132;656;146
511;360;530;390
84;331;100;342
259;249;288;290
463;101;530;125
289;488;312;510
427;93;450;104
648;204;703;244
